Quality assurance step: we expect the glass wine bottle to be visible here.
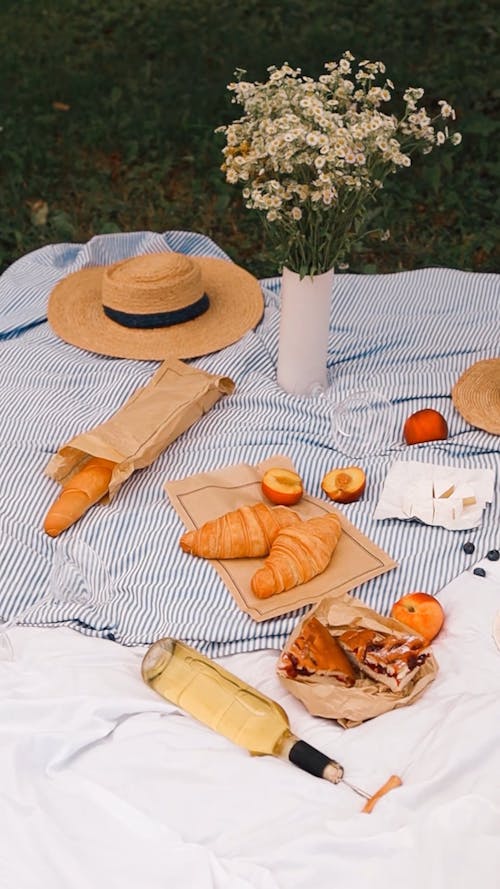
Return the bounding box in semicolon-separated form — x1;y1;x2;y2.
142;637;366;792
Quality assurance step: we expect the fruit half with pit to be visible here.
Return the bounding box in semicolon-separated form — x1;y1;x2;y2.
261;468;303;506
390;592;445;643
403;409;448;445
321;466;366;503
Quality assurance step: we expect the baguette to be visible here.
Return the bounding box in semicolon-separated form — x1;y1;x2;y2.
43;457;116;537
179;502;301;559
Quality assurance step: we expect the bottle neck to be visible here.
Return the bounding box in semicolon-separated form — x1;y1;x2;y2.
273;728;299;759
273;730;344;784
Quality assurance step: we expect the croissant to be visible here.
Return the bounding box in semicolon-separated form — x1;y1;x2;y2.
43;456;116;537
251;512;342;599
179;502;301;559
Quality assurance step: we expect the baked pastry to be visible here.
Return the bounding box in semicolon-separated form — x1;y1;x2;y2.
277;616;357;686
251;512;342;599
338;627;430;692
179;502;301;559
43;456;116;537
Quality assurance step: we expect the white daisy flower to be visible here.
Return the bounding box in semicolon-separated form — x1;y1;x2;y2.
218;53;461;272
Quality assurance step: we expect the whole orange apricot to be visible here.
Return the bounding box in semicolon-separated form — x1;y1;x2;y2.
391;592;445;643
403;409;448;445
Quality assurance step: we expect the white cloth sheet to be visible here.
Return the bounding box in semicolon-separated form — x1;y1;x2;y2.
1;555;499;889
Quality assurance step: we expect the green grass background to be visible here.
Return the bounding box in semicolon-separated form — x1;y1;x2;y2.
1;0;498;277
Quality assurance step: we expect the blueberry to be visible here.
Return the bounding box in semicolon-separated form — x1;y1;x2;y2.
463;542;475;555
486;549;499;561
473;567;486;578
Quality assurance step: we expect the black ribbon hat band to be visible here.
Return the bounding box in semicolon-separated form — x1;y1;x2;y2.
103;292;210;329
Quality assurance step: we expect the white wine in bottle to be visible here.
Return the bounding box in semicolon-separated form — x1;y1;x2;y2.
142;638;403;810
142;637;346;785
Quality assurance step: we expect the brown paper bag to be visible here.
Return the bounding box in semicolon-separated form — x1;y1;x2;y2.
277;594;439;728
165;454;397;622
45;357;234;499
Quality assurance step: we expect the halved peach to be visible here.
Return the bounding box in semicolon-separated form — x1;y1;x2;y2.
321;466;366;503
261;468;303;506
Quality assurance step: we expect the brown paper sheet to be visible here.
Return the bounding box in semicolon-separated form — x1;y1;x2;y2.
45;357;234;499
277;594;439;728
165;454;397;622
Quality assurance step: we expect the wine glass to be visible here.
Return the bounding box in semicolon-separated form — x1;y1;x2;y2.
0;538;113;661
306;385;399;459
329;389;399;458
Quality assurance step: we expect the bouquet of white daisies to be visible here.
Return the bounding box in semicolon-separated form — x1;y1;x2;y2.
217;52;461;277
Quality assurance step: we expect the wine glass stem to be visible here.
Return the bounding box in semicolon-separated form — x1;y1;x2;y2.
0;594;51;636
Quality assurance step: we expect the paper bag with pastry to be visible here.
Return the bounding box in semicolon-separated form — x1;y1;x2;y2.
277;593;438;728
43;358;233;536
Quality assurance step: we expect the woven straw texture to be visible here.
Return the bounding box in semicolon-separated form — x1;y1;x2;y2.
451;357;500;435
48;252;264;360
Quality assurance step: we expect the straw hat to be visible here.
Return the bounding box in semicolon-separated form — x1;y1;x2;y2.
47;252;264;360
451;358;500;435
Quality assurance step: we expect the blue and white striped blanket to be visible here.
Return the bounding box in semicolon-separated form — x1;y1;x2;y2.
0;230;498;655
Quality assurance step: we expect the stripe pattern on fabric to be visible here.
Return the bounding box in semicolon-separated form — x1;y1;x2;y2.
0;230;499;655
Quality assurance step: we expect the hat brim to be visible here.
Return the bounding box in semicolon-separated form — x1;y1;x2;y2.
47;254;264;360
451;358;500;435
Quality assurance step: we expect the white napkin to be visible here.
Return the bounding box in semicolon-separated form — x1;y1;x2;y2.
374;460;496;530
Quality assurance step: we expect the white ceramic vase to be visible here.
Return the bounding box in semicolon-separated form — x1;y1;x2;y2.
277;266;333;396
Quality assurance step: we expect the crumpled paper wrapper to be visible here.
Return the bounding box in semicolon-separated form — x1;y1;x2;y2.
374;460;495;530
45;358;234;498
277;594;438;728
165;454;397;622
